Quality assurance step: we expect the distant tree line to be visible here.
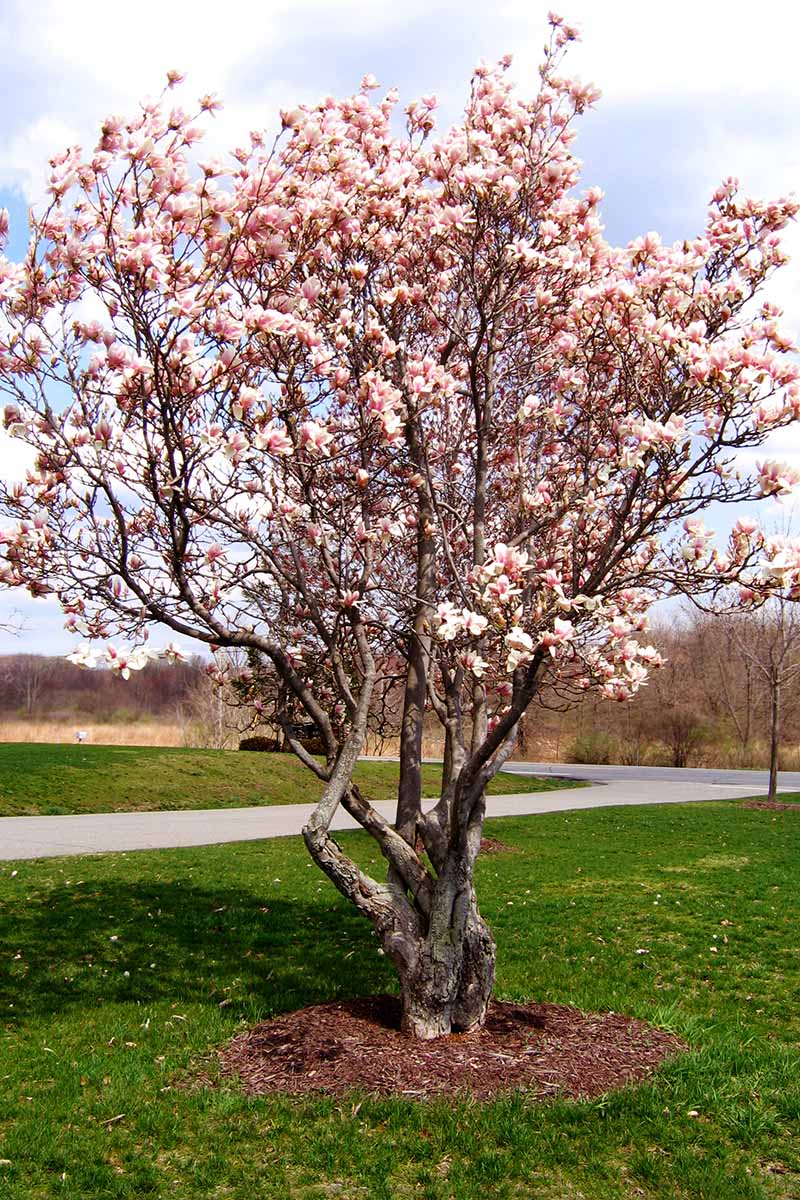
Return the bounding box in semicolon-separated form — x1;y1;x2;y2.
0;653;206;720
3;602;799;782
520;602;800;782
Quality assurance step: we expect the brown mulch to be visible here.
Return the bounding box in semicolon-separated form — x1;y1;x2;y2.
218;995;686;1101
479;837;517;854
742;799;800;812
413;837;516;857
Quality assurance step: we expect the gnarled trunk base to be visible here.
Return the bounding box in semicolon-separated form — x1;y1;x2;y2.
398;903;496;1040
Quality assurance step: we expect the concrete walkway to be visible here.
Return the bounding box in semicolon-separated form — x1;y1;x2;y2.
505;760;800;790
0;772;767;861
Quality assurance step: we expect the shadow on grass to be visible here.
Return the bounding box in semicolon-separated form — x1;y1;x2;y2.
0;880;391;1023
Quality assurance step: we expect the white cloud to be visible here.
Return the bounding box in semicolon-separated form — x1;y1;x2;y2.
0;115;80;204
0;0;434;202
31;0;422;93
496;0;800;102
0;428;35;484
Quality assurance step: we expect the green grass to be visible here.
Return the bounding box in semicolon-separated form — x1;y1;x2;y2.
0;744;579;817
0;798;798;1198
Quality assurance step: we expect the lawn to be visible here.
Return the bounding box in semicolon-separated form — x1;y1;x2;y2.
0;743;579;817
0;799;797;1199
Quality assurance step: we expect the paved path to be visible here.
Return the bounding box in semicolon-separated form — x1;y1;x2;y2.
0;766;769;861
505;761;800;790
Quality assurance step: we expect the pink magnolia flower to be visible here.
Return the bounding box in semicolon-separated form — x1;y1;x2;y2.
66;645;98;669
232;387;260;420
300;420;334;456
301;276;322;302
161;642;187;662
505;626;534;671
93;418;114;445
460;649;488;678
756;460;800;497
733;516;758;537
487;542;529;578
435;601;463;641
538;618;575;656
199;93;223;113
484;574;521;605
380;411;404;444
104;644;152;679
461;608;489;637
257;423;294;457
223;430;248;461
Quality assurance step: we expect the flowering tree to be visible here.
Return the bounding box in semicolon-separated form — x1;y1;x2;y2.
2;17;800;1038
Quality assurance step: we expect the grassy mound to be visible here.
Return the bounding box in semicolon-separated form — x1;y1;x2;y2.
0;743;578;817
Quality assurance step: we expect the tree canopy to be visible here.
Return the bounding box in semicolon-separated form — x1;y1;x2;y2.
1;16;799;1036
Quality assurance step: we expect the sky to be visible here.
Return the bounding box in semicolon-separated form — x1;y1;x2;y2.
0;0;799;654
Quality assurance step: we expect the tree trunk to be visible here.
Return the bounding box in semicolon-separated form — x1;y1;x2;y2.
392;876;496;1040
768;675;781;802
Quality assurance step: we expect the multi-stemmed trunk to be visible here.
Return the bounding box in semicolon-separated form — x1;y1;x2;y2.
301;722;499;1040
392;864;496;1040
303;775;498;1040
299;401;520;1039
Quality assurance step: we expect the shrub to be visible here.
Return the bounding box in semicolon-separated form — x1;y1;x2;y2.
108;707;140;725
566;731;618;765
299;736;326;755
239;735;282;752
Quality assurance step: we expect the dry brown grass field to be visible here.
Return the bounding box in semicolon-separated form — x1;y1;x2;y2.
0;723;448;753
1;718;799;770
0;719;185;746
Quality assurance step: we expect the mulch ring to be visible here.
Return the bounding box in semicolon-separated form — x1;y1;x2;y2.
742;800;800;812
479;836;517;854
218;995;685;1101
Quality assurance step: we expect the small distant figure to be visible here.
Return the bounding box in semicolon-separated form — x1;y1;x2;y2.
75;730;88;744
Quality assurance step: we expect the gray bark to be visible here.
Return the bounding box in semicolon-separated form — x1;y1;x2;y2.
395;870;496;1040
768;675;780;802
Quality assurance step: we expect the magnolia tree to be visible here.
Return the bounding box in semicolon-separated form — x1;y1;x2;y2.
2;17;800;1038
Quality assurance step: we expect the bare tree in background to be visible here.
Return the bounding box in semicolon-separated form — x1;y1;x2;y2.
635;620;708;768
0;608;23;636
729;598;800;799
5;652;55;717
177;651;255;749
668;610;759;763
705;615;760;761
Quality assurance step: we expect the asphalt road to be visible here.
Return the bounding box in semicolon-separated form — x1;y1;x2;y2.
0;763;771;861
505;761;800;789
